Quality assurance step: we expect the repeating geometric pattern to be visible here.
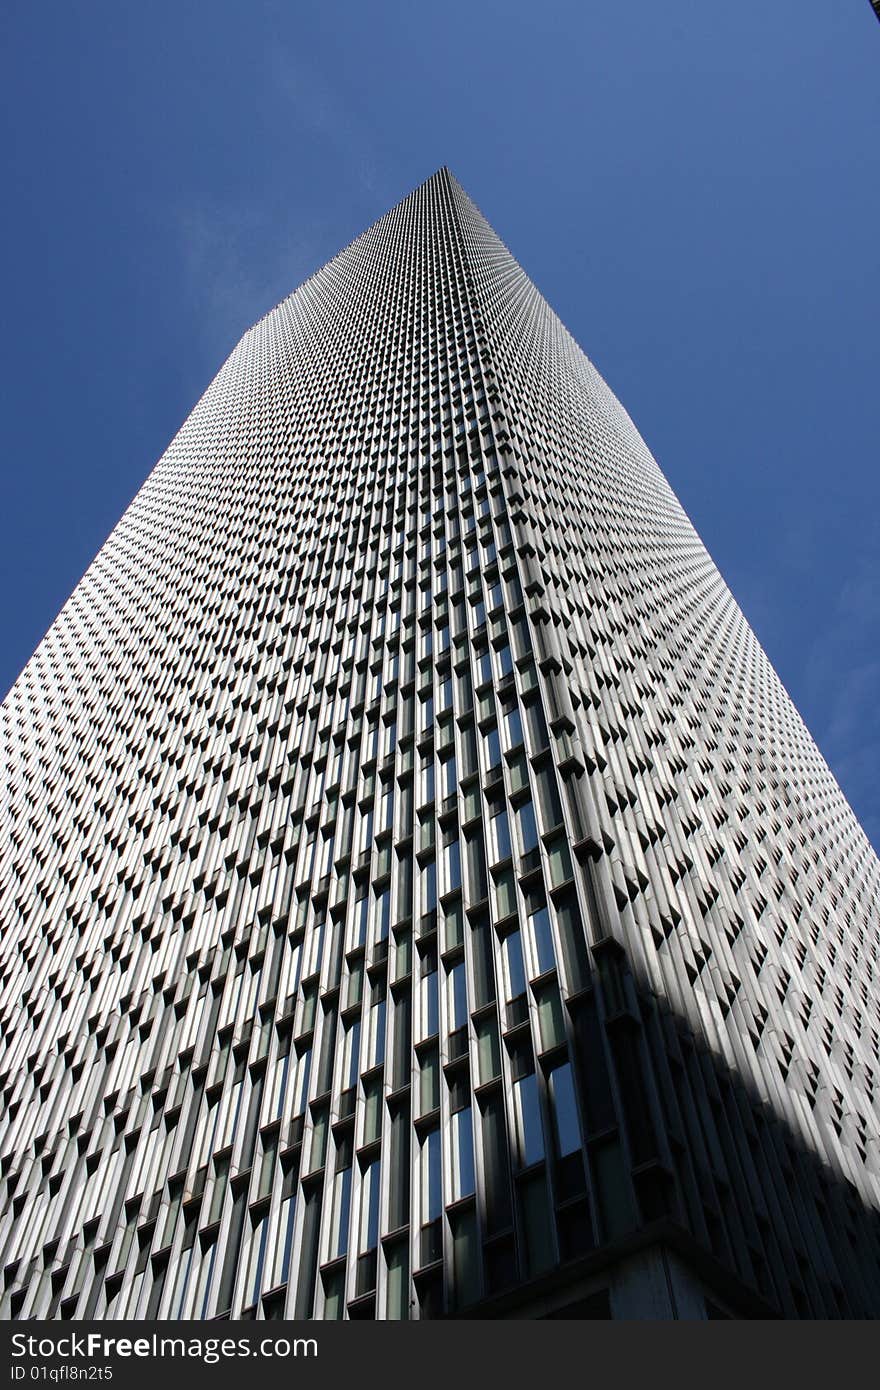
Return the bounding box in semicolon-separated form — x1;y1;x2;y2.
1;170;878;1321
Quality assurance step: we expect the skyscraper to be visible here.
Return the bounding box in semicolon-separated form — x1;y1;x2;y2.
1;168;878;1322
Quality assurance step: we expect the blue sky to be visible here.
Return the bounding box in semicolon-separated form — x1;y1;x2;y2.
1;1;878;850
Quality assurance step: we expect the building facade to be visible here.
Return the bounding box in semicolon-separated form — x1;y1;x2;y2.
1;169;879;1321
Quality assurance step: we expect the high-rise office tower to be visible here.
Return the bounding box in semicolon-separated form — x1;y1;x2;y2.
1;170;878;1323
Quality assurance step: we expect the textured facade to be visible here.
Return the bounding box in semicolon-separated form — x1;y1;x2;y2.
1;169;879;1322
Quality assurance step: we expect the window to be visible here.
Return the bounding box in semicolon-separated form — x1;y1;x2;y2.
546;835;572;887
267;1036;291;1119
327;1163;352;1261
450;1106;476;1201
443;900;464;950
440;752;457;799
492;866;517;920
480;1092;513;1233
362;1076;382;1143
421;859;437;915
488;802;512;863
556;899;591;992
358;808;374;855
257;1132;278;1200
385;1243;409;1319
507;750;529;795
359;1159;381;1252
519;1172;554;1274
419;754;435;806
516;799;539;857
502;928;526;1001
465;829;488;903
449;1207;480;1309
513;1070;545;1167
391;994;411;1091
495;644;513;680
364;717;380;761
456;667;473;712
527;896;555;976
524;700;549;753
503;703;524;750
322;1266;345;1319
421;1128;442;1224
351;888;369;949
446;961;468;1033
273;1161;298;1288
591;1138;635;1240
476;1015;501;1082
420;967;439;1040
462;781;480;822
420;1048;440;1114
442;835;462;894
318;831;335;877
242;1211;270;1309
366;993;386;1068
535;765;563;831
535;983;566;1051
483;726;502;773
470;918;496;1006
460;723;478;777
548;1062;581;1156
309;1107;329;1173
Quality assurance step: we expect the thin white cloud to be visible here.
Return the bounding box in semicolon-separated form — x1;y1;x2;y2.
173;41;394;358
176;198;325;357
266;44;387;199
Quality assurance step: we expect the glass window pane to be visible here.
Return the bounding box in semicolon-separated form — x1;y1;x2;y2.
516;800;539;854
449;1207;480;1309
536;984;566;1050
476;1016;501;1082
520;1172;554;1274
549;1062;581;1156
547;836;573;886
420;1049;440;1114
360;1159;381;1251
447;961;468;1032
502;929;526;1001
422;1129;442;1222
451;1107;475;1201
514;1071;544;1166
493;868;517;920
385;1243;409;1320
528;905;555;975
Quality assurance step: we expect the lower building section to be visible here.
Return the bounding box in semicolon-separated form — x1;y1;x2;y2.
458;1223;778;1319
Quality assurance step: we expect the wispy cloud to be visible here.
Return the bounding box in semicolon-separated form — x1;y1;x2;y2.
176;198;324;357
267;47;386;200
175;41;393;358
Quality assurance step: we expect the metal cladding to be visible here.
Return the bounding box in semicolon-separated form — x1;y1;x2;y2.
1;169;879;1320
